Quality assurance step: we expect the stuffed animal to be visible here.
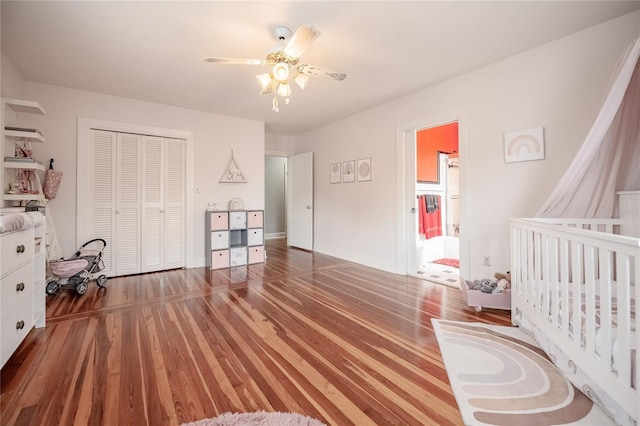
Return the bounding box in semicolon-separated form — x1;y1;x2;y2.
492;278;511;294
494;271;511;283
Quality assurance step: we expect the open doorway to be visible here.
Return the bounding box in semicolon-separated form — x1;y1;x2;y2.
264;152;314;250
415;123;459;287
395;106;469;284
265;155;287;240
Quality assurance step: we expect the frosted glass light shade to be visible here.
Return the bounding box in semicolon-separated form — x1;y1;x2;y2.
256;73;272;90
272;63;289;81
294;74;310;90
277;81;291;97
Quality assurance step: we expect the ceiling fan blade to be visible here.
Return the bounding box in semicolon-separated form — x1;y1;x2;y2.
298;64;348;81
202;57;264;65
283;25;320;58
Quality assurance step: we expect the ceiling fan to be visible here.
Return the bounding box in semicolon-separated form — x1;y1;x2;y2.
203;24;347;111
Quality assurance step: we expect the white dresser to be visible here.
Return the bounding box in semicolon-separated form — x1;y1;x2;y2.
0;216;46;368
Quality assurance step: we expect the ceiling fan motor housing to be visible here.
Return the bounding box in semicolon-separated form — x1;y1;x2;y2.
273;26;291;42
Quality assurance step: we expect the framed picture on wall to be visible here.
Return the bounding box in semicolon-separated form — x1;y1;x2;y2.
330;162;341;184
342;160;355;183
357;158;371;181
504;126;545;163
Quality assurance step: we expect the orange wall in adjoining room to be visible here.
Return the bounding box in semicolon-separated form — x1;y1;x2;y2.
417;122;459;182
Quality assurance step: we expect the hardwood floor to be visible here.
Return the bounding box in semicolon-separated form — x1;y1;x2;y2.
1;239;511;425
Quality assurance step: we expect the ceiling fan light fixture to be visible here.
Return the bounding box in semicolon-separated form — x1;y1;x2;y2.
272;62;289;81
294;74;310;90
256;73;272;90
277;81;291;97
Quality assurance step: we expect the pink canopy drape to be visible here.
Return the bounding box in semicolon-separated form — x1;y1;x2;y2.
536;37;640;219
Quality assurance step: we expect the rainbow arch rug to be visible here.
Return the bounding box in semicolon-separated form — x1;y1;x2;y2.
432;320;615;425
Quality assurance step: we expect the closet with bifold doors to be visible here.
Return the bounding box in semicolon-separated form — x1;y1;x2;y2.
78;129;186;277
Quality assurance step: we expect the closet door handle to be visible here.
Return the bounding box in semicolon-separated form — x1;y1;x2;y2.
16;282;25;292
16;244;26;253
16;320;25;330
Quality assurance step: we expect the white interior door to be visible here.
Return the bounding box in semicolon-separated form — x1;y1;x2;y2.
287;152;313;250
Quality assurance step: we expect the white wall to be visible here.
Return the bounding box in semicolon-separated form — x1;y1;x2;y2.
5;76;265;266
265;132;296;154
1;52;25;99
295;11;640;280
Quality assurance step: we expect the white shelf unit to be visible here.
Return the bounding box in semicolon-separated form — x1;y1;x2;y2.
1;98;46;207
205;210;265;270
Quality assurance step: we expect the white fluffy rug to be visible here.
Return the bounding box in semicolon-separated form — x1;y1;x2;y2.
181;411;325;426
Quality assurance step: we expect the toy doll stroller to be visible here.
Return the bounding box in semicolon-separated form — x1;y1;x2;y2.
46;238;108;295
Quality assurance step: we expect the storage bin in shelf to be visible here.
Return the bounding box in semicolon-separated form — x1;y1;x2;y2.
461;280;511;312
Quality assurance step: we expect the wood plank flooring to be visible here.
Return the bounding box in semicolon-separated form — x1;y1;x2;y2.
1;239;511;425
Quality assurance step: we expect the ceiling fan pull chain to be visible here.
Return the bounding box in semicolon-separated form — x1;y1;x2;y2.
272;95;279;112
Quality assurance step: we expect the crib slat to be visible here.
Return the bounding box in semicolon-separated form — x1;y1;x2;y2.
541;233;550;319
532;232;548;313
527;230;534;307
584;245;597;356
571;241;583;347
549;235;559;329
615;253;631;386
599;248;613;373
561;238;571;337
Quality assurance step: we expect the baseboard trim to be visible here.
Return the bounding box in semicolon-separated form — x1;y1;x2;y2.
265;232;286;240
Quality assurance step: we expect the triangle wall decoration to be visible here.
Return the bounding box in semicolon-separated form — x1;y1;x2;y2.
219;150;247;183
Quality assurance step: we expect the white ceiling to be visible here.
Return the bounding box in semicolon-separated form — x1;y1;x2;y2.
2;1;639;136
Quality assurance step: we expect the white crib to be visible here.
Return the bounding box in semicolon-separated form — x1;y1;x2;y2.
511;218;639;425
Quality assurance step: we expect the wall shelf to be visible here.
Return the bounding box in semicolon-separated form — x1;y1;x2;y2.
3;160;45;171
4;99;45;115
4;130;45;143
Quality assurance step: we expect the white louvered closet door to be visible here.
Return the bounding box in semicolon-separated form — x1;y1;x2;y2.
116;133;142;276
142;136;163;272
84;130;185;277
142;136;185;272
88;129;117;275
164;138;185;269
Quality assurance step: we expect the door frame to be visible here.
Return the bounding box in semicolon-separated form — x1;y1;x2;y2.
77;117;195;268
395;106;469;278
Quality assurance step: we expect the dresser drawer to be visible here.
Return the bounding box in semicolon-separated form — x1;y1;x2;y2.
247;228;263;246
1;298;34;368
229;211;247;230
208;212;229;231
210;231;229;250
247;211;263;228
1;229;34;276
248;246;265;264
1;261;33;321
230;247;247;266
210;250;230;270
